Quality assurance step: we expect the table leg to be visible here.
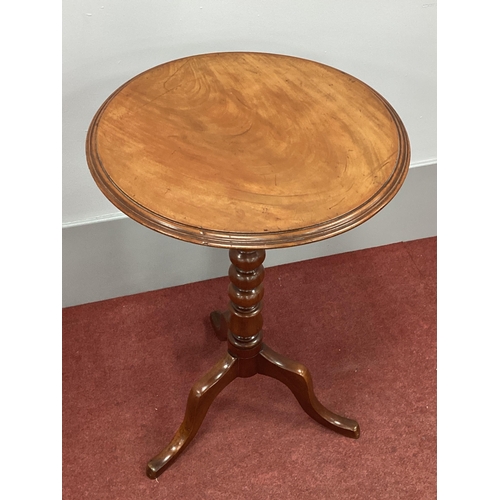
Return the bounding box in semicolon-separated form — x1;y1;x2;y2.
209;310;230;341
257;344;360;438
146;352;238;479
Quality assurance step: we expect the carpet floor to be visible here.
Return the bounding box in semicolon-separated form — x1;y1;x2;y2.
63;237;436;499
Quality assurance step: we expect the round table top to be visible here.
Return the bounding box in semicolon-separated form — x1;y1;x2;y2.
86;52;410;249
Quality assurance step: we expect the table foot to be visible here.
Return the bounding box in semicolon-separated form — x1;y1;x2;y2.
209;310;230;341
257;344;360;439
146;352;238;479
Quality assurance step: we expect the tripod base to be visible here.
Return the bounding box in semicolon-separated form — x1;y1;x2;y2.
147;340;359;479
147;249;360;479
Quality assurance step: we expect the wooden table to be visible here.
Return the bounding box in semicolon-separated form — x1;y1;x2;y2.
86;52;410;479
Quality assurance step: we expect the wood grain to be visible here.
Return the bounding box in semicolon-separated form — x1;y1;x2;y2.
86;52;410;249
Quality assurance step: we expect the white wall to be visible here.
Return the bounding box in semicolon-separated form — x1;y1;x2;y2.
63;0;436;226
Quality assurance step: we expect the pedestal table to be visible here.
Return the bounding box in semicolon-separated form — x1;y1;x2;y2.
86;52;410;479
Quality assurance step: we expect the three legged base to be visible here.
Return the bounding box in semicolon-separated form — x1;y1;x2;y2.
147;250;360;479
147;331;359;479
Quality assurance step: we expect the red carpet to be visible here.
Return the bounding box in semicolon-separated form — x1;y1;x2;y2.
62;237;436;499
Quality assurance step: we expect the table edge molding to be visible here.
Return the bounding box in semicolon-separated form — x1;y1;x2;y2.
86;61;410;250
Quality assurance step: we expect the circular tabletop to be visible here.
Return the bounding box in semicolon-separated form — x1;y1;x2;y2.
86;52;410;249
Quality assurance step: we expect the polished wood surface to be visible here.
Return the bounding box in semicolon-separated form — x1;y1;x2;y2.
86;52;410;249
147;352;239;478
209;310;230;341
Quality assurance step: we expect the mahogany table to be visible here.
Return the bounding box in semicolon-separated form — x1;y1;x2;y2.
86;52;410;479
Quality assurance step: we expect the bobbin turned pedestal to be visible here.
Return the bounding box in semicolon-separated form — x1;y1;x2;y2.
86;52;410;480
146;249;360;479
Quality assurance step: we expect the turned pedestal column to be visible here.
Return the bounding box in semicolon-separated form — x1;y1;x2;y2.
146;249;360;479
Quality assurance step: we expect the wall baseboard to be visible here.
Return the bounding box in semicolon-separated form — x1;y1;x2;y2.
62;163;436;308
